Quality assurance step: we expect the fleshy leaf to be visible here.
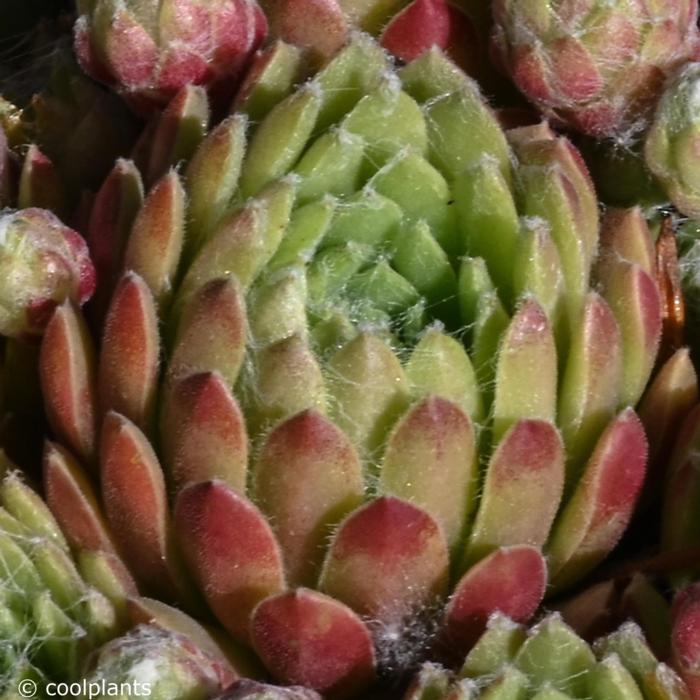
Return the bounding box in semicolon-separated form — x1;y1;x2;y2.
492;300;557;446
18;144;67;217
234;41;303;121
558;292;622;487
600;261;662;408
252;410;364;587
379;396;477;553
639;348;698;474
174;481;286;642
146;84;210;186
319;497;449;623
40;302;98;466
405;329;483;423
443;546;546;655
100;411;179;599
185;114;247;255
86;158;144;324
326;334;410;457
547;409;648;590
240;83;322;198
1;470;68;552
43;441;115;554
460;614;526;679
242;334;327;437
465;420;563;566
99;272;160;432
162;372;248;495
124;170;186;309
514;615;595;697
168;277;247;388
250;589;375;699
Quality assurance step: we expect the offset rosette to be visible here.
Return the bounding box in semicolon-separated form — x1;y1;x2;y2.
73;0;267;111
646;63;700;218
82;625;231;700
36;36;672;697
492;0;699;138
0;208;95;339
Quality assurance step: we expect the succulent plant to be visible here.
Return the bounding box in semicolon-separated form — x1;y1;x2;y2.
405;613;691;699
0;465;125;694
491;0;700;140
73;0;268;112
646;63;700;219
0;208;95;339
34;34;674;698
81;624;231;700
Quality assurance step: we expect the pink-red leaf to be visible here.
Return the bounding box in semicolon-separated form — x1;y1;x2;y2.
250;589;375;699
443;545;546;656
174;480;285;642
319;497;449;623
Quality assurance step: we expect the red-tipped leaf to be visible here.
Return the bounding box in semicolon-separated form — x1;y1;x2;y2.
251;589;375;699
253;410;364;587
319;497;449;623
174;481;285;642
40;302;98;466
443;546;547;655
99;272;160;432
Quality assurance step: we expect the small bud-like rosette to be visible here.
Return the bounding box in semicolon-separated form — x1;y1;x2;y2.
74;0;267;111
0;208;95;339
82;625;229;699
646;62;700;218
36;35;680;697
492;0;700;139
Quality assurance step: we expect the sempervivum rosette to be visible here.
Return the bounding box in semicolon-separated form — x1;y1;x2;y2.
0;208;95;339
73;0;267;112
32;35;684;698
646;63;700;219
491;0;700;139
